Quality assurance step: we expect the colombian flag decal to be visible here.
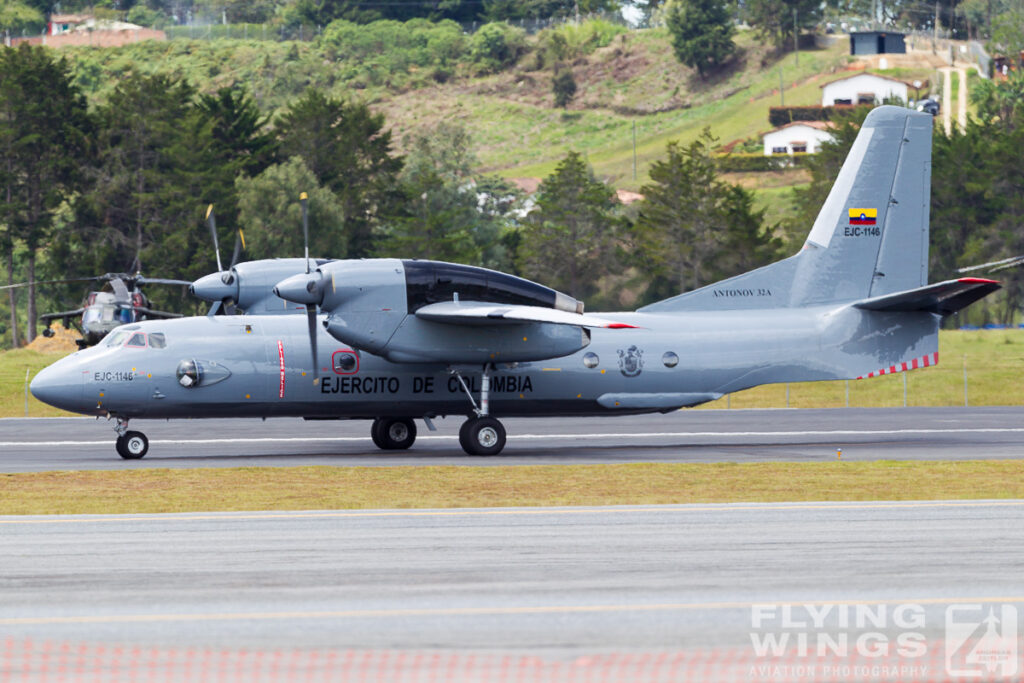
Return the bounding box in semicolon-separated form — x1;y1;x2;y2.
849;208;877;225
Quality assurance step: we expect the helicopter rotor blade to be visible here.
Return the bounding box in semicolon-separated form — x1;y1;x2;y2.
206;204;223;273
0;277;98;291
134;277;192;287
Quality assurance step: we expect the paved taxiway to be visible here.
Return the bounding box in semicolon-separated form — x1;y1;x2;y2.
2;501;1023;654
1;407;1023;471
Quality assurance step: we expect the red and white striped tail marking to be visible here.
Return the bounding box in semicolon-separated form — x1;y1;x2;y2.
857;352;938;380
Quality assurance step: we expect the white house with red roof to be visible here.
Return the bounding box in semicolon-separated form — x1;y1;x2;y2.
821;72;909;106
762;121;835;156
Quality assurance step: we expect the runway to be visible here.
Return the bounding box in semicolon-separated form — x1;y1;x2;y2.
2;501;1023;680
1;407;1023;471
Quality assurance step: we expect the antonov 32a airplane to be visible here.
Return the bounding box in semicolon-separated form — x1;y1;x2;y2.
31;106;999;459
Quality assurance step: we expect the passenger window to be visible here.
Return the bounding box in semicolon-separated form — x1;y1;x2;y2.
149;333;166;349
126;333;146;348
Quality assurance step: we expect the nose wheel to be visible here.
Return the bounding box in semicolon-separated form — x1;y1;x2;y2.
112;417;148;459
116;431;149;459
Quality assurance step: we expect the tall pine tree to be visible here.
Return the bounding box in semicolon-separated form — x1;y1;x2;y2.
666;0;736;78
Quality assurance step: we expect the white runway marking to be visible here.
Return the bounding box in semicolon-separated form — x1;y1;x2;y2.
2;427;1024;448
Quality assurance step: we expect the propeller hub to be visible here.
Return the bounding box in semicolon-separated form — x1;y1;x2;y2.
274;272;324;306
191;271;239;304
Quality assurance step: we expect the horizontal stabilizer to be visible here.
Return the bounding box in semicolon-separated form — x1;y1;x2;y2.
415;301;637;328
852;278;1000;316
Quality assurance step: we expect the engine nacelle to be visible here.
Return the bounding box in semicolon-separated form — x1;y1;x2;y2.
276;259;592;363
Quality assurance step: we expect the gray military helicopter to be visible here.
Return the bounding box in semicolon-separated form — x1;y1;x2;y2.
31;106;1000;459
1;272;190;348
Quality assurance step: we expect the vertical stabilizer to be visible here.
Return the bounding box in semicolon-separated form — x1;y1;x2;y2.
639;106;933;313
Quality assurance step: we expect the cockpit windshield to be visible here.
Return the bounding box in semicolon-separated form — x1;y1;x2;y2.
104;329;167;349
104;329;131;347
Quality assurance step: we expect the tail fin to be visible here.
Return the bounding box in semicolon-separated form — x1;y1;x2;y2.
639;105;934;313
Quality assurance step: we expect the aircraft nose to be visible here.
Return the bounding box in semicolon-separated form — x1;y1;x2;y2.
30;361;86;413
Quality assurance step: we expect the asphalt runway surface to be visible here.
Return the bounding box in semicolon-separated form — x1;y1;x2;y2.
2;502;1023;680
1;407;1023;471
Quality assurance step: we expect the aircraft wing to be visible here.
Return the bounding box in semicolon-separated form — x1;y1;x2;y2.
414;301;637;329
852;278;1001;316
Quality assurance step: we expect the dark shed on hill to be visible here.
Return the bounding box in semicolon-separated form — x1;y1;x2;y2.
850;31;906;55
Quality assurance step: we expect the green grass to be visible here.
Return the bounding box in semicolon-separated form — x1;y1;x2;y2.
0;349;76;418
950;69;960;112
1;461;1023;515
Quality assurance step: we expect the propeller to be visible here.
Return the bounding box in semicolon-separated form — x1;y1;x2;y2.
207;204;223;274
300;192;319;384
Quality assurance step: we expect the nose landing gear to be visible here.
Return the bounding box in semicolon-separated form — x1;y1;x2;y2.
113;417;149;459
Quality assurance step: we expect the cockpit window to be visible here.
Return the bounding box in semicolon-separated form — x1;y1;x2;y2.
104;329;131;347
149;333;166;349
126;333;146;348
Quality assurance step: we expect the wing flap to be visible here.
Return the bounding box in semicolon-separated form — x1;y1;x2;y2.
415;301;637;329
852;278;1000;316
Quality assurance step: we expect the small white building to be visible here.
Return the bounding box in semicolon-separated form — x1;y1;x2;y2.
763;121;834;156
820;72;909;106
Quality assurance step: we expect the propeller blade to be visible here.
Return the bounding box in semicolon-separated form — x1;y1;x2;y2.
206;204;223;273
207;300;222;317
306;304;319;384
300;192;310;274
229;228;245;269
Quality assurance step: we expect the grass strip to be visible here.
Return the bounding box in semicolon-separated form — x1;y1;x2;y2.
2;461;1023;515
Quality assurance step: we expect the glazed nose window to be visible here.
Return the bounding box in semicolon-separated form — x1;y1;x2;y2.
176;359;201;387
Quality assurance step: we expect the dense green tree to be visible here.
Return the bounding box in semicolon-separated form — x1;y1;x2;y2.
632;132;778;303
377;122;515;266
60;73;219;288
743;0;821;51
0;0;43;39
552;65;577;107
274;90;403;257
236;156;347;260
666;0;736;78
0;45;91;344
517;151;619;300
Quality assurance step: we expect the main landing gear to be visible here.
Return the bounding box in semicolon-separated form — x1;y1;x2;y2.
367;365;508;456
371;417;417;450
452;365;507;456
113;417;149;460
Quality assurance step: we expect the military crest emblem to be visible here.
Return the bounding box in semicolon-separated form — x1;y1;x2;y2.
617;345;644;377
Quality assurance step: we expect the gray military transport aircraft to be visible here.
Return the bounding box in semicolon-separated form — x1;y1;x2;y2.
31;106;1000;459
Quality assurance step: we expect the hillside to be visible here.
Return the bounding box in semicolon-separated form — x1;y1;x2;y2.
61;26;861;190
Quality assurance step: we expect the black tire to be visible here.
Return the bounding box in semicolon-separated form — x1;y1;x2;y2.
370;418;386;449
377;417;416;450
459;417;506;456
116;431;148;460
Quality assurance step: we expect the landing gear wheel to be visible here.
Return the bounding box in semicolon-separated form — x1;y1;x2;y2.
373;417;417;450
459;417;506;456
116;431;148;459
370;418;386;449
